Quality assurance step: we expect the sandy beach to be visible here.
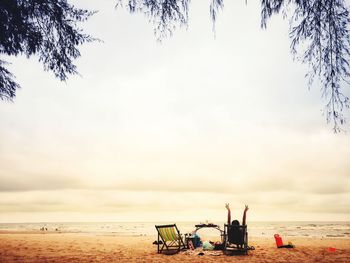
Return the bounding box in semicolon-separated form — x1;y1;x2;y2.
0;232;349;262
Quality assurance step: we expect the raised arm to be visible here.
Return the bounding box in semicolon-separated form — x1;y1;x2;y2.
242;205;249;226
225;203;231;225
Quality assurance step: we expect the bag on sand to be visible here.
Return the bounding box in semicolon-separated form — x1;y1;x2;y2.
274;234;295;248
202;241;214;251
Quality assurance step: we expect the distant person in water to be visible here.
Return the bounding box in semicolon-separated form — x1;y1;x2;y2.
225;203;249;225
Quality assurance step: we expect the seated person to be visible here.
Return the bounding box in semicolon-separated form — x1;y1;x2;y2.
225;204;249;247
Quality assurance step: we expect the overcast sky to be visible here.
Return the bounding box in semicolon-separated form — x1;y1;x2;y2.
0;0;350;223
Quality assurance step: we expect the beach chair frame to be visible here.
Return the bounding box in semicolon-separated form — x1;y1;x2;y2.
223;224;248;255
155;224;186;254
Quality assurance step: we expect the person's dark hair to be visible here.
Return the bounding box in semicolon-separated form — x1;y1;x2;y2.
231;220;239;226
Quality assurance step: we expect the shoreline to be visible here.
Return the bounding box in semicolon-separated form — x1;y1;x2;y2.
1;229;349;239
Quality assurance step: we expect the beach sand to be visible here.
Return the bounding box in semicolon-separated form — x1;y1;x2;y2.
1;232;350;262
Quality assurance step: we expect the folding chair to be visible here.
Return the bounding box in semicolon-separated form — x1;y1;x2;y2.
155;224;186;254
223;224;249;255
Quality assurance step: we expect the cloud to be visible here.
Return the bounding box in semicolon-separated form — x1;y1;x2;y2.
1;189;349;222
0;173;82;192
0;0;350;222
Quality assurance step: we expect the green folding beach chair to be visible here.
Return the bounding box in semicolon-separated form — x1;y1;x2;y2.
155;224;186;254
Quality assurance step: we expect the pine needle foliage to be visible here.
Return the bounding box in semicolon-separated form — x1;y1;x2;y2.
0;0;95;101
262;0;350;132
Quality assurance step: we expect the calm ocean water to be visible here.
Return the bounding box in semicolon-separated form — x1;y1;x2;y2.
1;221;349;239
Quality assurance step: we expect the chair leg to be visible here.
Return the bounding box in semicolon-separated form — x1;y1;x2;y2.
157;234;159;253
246;232;248;254
180;238;186;249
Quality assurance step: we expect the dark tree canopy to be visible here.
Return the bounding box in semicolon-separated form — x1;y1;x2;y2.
261;0;350;132
0;0;94;100
116;0;191;39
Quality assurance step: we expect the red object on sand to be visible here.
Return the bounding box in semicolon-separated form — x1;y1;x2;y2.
274;234;283;247
328;247;336;252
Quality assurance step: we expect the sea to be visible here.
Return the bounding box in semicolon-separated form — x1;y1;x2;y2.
1;221;349;239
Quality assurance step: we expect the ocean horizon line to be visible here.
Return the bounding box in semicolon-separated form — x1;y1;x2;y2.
1;220;349;224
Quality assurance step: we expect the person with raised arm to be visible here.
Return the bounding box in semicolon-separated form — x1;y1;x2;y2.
225;204;249;225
